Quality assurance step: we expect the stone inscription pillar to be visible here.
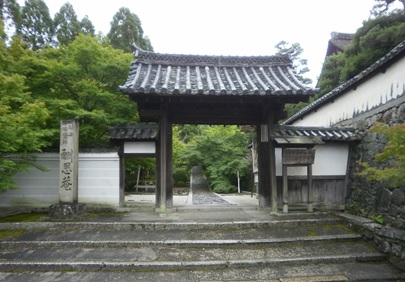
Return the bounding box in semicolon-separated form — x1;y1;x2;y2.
49;119;85;219
59;119;79;203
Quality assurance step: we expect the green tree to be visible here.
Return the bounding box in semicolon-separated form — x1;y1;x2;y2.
0;0;21;39
107;7;153;53
316;51;347;95
18;0;54;50
177;125;206;143
0;25;51;191
182;126;251;193
275;41;312;119
275;41;312;85
79;15;95;37
125;158;155;191
358;123;405;188
36;34;138;147
172;126;189;186
283;7;405;120
315;12;405;99
54;2;80;46
371;0;405;16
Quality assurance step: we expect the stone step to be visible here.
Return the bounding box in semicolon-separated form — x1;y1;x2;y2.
0;252;387;272
4;224;354;244
0;238;375;263
0;235;388;272
1;261;404;282
0;234;362;249
1;212;404;281
0;243;385;270
0;216;345;231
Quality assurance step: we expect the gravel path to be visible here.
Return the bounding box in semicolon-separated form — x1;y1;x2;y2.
190;167;233;206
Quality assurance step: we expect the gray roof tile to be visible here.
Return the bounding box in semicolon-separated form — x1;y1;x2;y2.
274;125;359;142
119;46;316;97
108;124;158;141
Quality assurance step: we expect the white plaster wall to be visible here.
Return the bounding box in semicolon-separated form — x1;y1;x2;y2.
292;56;405;127
276;144;349;176
77;153;120;205
0;152;120;207
124;142;156;154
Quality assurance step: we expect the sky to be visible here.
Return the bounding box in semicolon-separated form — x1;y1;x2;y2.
17;0;387;86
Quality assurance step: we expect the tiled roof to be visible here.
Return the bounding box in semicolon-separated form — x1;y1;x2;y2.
273;125;359;142
107;124;158;141
326;32;353;56
285;39;405;125
119;45;316;96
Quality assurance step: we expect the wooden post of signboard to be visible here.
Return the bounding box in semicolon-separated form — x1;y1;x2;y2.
282;148;316;213
282;164;288;213
308;164;313;212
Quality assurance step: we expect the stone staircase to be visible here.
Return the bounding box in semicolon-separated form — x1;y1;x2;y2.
0;210;404;281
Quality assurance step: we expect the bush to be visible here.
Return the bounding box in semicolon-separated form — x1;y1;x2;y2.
175;181;186;187
211;178;237;194
173;169;189;187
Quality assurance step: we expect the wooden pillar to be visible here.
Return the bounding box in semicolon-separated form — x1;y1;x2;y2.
155;140;161;208
282;164;288;213
267;114;278;213
119;152;125;207
257;124;271;207
157;103;173;213
166;121;173;209
307;164;313;212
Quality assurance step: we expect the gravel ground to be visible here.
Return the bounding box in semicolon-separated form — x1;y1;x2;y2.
191;167;233;206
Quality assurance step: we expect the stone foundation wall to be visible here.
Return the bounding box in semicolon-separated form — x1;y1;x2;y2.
338;98;405;230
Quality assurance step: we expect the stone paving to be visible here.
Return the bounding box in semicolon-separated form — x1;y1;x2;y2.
190;166;234;206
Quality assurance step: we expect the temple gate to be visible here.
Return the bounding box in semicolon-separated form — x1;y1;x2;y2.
118;45;317;213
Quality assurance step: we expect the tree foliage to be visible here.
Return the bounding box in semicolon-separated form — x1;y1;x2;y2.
125;158;155;190
371;0;405;16
0;25;51;191
17;0;54;50
358;123;405;188
317;12;405;98
54;3;81;46
107;7;153;53
0;0;21;39
79;15;95;37
35;34;137;147
180;126;251;193
0;2;154;192
274;41;313;119
275;41;312;85
282;7;405;120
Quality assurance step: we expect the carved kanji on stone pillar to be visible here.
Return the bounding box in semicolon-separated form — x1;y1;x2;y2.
49;120;86;219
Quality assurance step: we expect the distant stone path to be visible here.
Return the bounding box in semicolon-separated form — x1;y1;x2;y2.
190;166;233;205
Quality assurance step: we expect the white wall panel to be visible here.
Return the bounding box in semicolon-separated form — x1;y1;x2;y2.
0;152;120;207
276;144;349;176
124;142;155;154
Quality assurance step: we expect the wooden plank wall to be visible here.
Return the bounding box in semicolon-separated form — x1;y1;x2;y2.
276;176;346;209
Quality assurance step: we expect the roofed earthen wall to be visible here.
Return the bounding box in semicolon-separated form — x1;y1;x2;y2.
341;98;405;230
